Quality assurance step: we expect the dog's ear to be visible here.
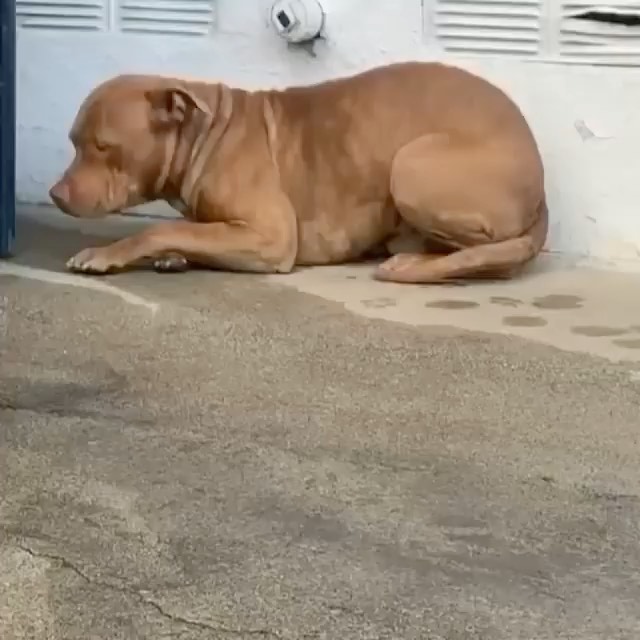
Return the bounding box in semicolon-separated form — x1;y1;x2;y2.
145;86;212;127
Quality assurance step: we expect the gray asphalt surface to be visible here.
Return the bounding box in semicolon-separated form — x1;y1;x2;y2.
1;209;640;639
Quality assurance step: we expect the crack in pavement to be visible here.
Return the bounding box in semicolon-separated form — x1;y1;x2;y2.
14;542;279;638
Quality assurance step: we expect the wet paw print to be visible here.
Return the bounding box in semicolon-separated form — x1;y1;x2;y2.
532;294;583;310
361;297;398;309
502;315;548;327
490;296;522;308
425;300;479;310
571;326;627;338
612;338;640;350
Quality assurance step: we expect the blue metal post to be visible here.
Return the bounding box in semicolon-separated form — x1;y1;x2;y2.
0;0;16;258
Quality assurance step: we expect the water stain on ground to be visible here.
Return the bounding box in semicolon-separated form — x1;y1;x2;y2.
425;300;479;310
0;374;134;423
490;296;522;308
361;297;397;309
502;316;548;328
571;326;628;338
532;294;583;310
613;338;640;350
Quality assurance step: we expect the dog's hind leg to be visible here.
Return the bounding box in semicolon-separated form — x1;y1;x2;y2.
376;134;547;284
375;226;545;283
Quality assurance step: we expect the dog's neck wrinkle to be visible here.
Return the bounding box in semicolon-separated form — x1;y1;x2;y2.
160;83;236;213
261;93;280;177
160;117;201;200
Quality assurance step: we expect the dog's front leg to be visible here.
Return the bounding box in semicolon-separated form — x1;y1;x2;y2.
66;218;297;275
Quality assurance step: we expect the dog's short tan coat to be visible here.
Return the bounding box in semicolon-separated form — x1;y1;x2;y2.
50;61;548;283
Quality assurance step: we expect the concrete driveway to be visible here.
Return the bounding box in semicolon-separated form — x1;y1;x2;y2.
2;207;640;639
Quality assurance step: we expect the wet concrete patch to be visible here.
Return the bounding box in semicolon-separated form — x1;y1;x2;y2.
425;300;480;310
502;316;548;328
532;295;583;310
265;259;640;361
571;326;628;338
0;364;132;423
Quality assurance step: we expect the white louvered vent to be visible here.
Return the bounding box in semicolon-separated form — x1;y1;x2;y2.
433;0;543;56
117;0;215;35
17;0;105;30
559;2;640;66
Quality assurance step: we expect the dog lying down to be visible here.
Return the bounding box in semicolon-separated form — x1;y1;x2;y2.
49;61;548;284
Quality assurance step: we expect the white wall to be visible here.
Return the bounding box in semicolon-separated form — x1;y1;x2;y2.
16;0;640;266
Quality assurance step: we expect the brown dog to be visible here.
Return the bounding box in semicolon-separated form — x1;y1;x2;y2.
49;61;548;283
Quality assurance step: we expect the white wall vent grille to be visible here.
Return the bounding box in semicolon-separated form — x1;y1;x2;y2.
117;0;215;36
16;0;105;30
432;0;543;56
559;2;640;66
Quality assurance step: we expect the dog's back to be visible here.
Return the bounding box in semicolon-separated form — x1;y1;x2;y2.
261;62;541;239
269;61;536;158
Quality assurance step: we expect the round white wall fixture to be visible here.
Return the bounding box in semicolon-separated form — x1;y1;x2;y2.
270;0;325;44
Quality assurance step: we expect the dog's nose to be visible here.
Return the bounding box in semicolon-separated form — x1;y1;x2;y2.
49;181;70;211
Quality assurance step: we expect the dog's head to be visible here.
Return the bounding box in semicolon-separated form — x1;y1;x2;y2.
49;75;210;218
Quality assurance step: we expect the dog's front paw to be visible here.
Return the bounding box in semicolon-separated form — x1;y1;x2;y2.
66;247;124;274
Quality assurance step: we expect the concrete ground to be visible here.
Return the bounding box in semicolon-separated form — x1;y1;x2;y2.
2;205;640;639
